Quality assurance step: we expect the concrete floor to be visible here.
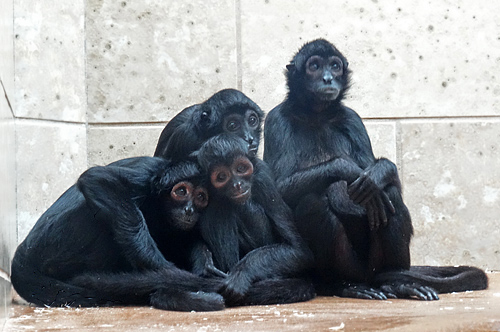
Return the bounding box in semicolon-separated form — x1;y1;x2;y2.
5;273;500;332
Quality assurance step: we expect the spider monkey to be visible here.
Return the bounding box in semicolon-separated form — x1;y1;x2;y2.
11;157;225;311
263;38;488;300
154;89;263;161
194;134;315;306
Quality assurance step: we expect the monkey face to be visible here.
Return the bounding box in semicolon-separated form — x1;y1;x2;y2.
304;55;345;103
210;156;254;204
223;109;261;157
168;181;209;230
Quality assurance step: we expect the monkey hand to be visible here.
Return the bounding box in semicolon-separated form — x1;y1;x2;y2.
199;262;227;279
191;245;228;279
218;270;251;305
348;173;395;230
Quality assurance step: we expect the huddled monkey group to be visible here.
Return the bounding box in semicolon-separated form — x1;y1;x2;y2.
11;39;488;311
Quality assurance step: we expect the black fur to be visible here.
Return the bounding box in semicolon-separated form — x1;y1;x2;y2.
154;89;264;161
11;157;224;311
195;134;315;306
264;39;488;301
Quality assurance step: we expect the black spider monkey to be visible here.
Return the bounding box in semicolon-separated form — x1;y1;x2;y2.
11;157;225;311
194;134;315;306
154;88;263;161
263;38;488;300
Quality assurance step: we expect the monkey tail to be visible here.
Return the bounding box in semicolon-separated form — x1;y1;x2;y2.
11;259;107;307
373;265;488;294
11;255;225;311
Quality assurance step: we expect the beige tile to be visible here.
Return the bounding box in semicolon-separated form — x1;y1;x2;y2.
0;0;14;97
241;0;500;118
401;120;500;269
88;124;165;166
0;277;11;329
365;121;397;163
14;0;85;122
86;0;237;123
16;120;87;242
0;98;16;273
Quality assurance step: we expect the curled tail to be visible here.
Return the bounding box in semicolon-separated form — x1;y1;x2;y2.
374;265;488;294
11;258;224;311
11;262;105;307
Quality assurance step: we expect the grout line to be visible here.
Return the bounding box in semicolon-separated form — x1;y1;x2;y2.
363;115;500;122
0;76;15;118
0;268;10;283
14;117;168;127
87;122;168;127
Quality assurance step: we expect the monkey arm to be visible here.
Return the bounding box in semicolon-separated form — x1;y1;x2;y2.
77;162;174;270
361;157;402;191
219;243;310;303
346;158;400;230
277;158;363;207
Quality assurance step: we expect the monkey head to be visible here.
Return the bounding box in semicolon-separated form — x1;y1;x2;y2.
197;134;254;204
164;181;209;231
285;39;351;109
194;89;263;157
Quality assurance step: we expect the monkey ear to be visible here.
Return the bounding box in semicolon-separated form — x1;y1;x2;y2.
286;62;296;72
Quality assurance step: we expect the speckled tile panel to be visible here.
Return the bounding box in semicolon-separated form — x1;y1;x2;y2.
241;0;500;118
86;0;237;123
365;121;397;163
401;120;500;269
0;114;16;273
0;0;14;97
14;0;86;122
16;121;87;243
88;124;165;166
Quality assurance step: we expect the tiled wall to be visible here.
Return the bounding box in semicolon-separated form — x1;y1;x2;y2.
14;0;88;243
0;0;15;326
9;3;500;315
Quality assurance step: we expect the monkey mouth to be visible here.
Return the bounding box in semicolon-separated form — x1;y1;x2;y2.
174;217;198;231
318;88;340;101
248;146;258;157
232;189;251;204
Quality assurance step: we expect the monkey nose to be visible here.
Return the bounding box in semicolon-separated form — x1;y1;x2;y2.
323;72;334;84
245;135;254;144
234;182;242;191
184;206;194;216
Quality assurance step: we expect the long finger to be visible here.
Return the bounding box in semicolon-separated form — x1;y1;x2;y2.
348;176;375;203
366;201;377;231
381;192;396;214
375;194;388;228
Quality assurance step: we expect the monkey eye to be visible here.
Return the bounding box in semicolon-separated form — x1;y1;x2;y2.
211;167;231;189
236;163;249;174
308;62;320;71
331;61;342;72
328;56;343;72
171;181;193;200
197;192;207;202
247;113;259;128
174;186;188;196
233;157;254;176
216;172;228;183
226;120;241;132
194;189;209;208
